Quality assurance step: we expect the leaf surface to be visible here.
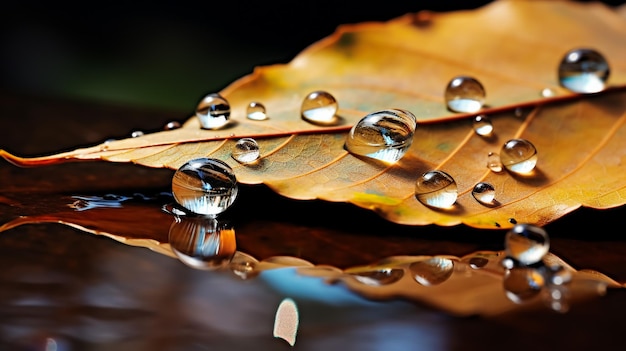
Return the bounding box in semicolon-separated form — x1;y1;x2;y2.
2;0;626;228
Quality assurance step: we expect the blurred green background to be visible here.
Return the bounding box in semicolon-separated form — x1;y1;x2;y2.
1;0;623;115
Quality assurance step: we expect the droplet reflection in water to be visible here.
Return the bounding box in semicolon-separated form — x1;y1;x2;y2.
415;170;458;209
500;139;538;174
558;48;610;94
503;267;545;304
232;138;260;164
409;257;454;286
344;109;417;163
246;101;268;121
171;158;238;216
444;76;486;113
168;216;236;270
472;115;493;136
505;224;550;266
196;93;231;129
349;268;404;286
301;91;338;125
487;152;503;173
472;182;496;205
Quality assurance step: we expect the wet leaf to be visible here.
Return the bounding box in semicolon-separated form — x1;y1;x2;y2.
2;1;626;228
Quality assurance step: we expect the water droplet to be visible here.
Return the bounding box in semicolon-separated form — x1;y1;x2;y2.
230;252;259;279
472;182;496;205
414;170;458;209
542;285;570;313
196;93;231;129
487;152;503;173
468;257;489;269
503;267;545;304
164;121;181;130
544;264;573;286
500;138;538;174
171;158;238;216
540;88;555;98
131;130;144;138
301;91;338;125
514;107;524;118
168;216;236;270
505;224;550;266
444;76;486;113
409;257;454;286
558;48;610;94
350;268;404;286
472;115;493;136
232;138;260;164
246;101;268;121
344;109;417;163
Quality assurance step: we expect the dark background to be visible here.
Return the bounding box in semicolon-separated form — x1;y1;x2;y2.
2;0;622;115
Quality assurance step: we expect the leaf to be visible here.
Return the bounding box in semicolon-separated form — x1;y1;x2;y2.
2;0;626;229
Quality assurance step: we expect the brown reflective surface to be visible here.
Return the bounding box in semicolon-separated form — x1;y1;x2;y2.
1;92;625;350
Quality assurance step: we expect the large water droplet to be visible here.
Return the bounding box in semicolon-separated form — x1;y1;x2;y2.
500;139;538;174
349;268;404;286
168;217;236;270
344;109;417;164
505;223;550;266
196;93;231;129
409;257;454;286
172;158;238;216
232;138;260;164
301;91;338;125
503;267;545;303
487;152;503;173
558;48;610;94
472;182;496;205
247;101;268;121
415;170;458;209
472;115;493;136
444;76;486;113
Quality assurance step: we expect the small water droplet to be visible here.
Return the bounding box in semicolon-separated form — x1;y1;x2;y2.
544;264;573;286
472;115;493;136
487;152;503;173
505;223;550;266
171;158;238;216
301;91;338;125
164;121;181;130
350;268;404;286
415;170;458;209
131;130;144;138
344;109;417;163
500;138;538;174
503;267;545;304
542;285;570;313
514;107;524;118
558;48;610;94
409;257;454;286
232;138;260;164
540;88;556;98
168;216;236;270
444;76;486;113
468;257;489;269
196;93;231;130
246;101;268;121
230;252;259;280
472;182;496;205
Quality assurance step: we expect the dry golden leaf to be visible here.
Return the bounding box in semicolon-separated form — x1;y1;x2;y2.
2;1;626;229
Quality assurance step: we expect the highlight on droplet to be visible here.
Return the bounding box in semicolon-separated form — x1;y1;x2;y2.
273;298;299;347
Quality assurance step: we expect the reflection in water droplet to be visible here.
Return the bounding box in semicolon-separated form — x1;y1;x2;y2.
472;182;496;205
344;109;417;163
444;76;486;113
415;170;458;209
409;257;454;286
468;257;489;269
504;267;545;303
274;298;299;347
232;138;260;164
131;130;144;138
473;115;493;136
168;216;236;270
164;121;182;130
500;139;538;174
558;48;610;94
540;88;556;98
544;264;573;286
350;268;404;286
542;284;570;313
196;93;231;129
247;101;268;121
487;152;503;173
230;252;259;280
171;158;238;216
505;224;550;266
301;91;338;125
